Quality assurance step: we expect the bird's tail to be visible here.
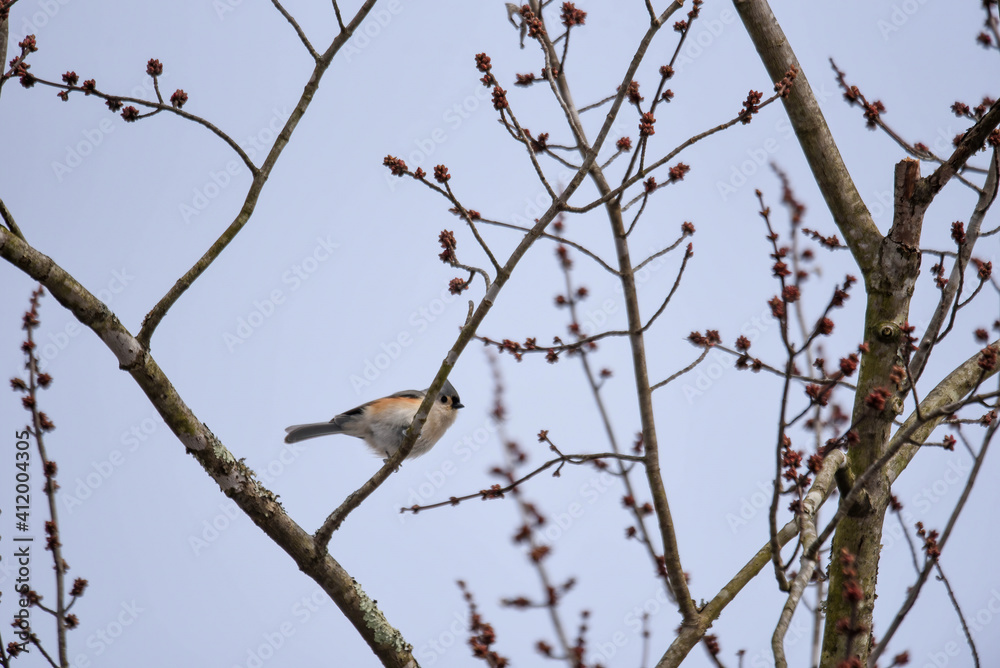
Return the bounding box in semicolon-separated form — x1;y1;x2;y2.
284;422;343;443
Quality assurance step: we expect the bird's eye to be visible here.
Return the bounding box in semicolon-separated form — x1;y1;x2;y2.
440;396;448;403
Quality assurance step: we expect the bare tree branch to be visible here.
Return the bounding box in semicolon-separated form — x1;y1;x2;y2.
771;447;844;666
910;149;999;381
0;196;26;241
655;450;846;668
0;227;420;668
270;0;320;60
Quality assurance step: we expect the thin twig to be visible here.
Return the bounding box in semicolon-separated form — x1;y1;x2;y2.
643;0;659;24
26;636;58;668
476;216;620;275
532;0;698;622
332;0;346;31
633;232;690;272
578;93;615;113
640;613;652;668
29;77;257;173
22;291;70;667
399;452;643;513
270;0;320;60
559;254;673;598
712;344;858;391
476;329;630;356
563;93;787;216
0;196;26;241
639;245;692;333
893;506;921;573
650;347;711;391
443;181;502;273
936;562;980;668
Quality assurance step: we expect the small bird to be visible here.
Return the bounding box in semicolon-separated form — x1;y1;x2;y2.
284;380;464;459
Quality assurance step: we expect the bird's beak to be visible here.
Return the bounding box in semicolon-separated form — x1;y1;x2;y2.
454;401;464;409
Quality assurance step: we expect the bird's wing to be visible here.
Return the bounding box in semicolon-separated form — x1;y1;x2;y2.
386;389;425;400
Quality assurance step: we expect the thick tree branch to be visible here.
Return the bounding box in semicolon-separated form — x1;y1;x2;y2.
922;99;1000;199
818;159;924;664
888;340;1000;483
0;227;419;668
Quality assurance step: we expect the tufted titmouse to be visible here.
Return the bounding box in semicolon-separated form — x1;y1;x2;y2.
284;380;463;459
